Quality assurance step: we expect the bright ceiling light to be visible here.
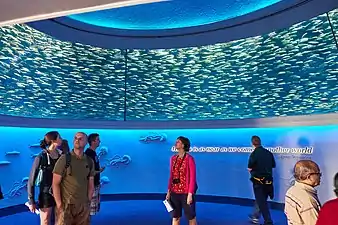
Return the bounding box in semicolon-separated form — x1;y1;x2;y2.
0;0;168;27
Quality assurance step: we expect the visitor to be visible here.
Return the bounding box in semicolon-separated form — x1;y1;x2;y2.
316;172;338;225
284;160;321;225
166;136;198;225
85;133;105;216
248;135;275;225
27;131;62;225
59;139;70;154
52;132;95;225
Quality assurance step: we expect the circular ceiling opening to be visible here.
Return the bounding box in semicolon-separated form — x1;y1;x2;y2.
67;0;282;30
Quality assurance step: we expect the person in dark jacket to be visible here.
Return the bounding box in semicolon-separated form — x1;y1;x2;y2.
27;131;62;225
248;136;275;225
85;133;105;216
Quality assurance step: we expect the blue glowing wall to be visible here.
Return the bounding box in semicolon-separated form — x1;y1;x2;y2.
0;125;338;209
0;9;337;121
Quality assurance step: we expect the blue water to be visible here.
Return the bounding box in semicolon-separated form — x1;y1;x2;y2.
0;201;288;224
68;0;282;30
0;10;337;120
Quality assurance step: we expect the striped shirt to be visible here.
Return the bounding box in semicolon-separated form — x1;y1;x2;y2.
284;181;321;225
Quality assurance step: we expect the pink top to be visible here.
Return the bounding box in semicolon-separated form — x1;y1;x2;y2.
168;153;197;194
171;154;188;193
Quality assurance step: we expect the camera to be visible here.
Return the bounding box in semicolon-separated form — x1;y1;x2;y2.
172;178;181;184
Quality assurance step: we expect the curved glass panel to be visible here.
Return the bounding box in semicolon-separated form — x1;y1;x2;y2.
0;27;126;120
126;11;338;120
0;9;337;120
328;9;338;40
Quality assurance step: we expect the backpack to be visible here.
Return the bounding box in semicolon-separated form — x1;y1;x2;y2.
35;151;50;187
63;152;93;179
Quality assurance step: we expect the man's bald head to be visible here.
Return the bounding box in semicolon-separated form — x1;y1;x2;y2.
76;132;87;138
293;160;320;181
73;132;88;151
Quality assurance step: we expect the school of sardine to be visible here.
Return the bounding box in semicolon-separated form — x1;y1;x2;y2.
0;9;337;121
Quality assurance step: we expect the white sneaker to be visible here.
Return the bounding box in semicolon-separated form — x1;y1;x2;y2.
248;215;259;224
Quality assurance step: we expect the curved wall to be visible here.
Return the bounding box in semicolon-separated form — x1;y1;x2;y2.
0;114;338;210
28;0;338;49
0;9;338;121
67;0;283;30
1;9;338;210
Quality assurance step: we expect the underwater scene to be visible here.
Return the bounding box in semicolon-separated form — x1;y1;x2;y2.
0;9;337;121
329;9;338;37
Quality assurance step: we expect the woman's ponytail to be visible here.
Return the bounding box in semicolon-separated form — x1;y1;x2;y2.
40;139;48;149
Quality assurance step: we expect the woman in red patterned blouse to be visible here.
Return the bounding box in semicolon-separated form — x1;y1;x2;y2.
166;136;197;225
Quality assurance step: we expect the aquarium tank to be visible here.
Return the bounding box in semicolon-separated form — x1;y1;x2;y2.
0;4;337;220
0;9;337;121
